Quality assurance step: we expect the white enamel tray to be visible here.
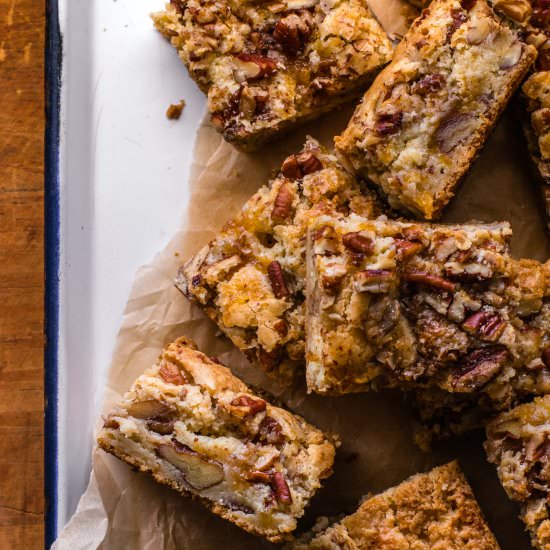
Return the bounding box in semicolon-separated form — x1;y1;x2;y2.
47;0;205;541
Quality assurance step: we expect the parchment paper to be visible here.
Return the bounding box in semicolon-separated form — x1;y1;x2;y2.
53;2;550;548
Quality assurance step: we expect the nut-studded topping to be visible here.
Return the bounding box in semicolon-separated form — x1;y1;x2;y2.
230;395;267;415
375;111;403;136
354;270;395;293
281;151;323;179
395;239;424;260
462;310;506;340
127;399;172;420
271;183;294;221
542;347;550;368
436;111;476;153
267;261;290;298
403;271;456;292
159;361;186;385
271;471;292;504
452;346;508;391
233;54;277;82
342;232;374;255
273;13;312;55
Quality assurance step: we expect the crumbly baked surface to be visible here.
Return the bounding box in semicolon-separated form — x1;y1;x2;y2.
305;214;550;396
293;461;500;549
97;337;336;542
335;0;537;219
152;0;393;151
485;395;550;550
176;138;382;385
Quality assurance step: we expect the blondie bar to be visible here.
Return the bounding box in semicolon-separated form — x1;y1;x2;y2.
294;461;500;549
485;395;550;549
97;337;336;542
306;214;550;396
335;0;536;219
176;138;381;384
152;0;393;151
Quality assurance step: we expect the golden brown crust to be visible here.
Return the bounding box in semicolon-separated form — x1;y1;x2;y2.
152;0;393;150
97;337;336;542
335;0;537;219
296;461;500;549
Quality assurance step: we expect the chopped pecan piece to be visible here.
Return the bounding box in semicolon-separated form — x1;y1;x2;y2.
403;271;456;292
375;111;403;136
273;13;312;54
436;111;476;153
147;419;175;435
452;346;508;391
462;310;506;341
273;319;288;336
354;270;395;293
246;471;272;484
127;399;173;420
159;361;186;385
230;395;267;415
342;232;374;255
267;261;290;298
234;54;277;81
395;239;424;260
281;151;323;179
493;0;532;23
271;183;294;221
542;346;550;368
411;74;445;95
271;471;292;504
257;415;285;444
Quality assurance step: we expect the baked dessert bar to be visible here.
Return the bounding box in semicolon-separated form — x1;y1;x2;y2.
176;138;382;384
97;337;336;543
306;214;550;396
335;0;537;219
485;395;550;550
293;461;500;549
152;0;393;151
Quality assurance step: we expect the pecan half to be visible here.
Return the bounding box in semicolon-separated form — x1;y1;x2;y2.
281;151;322;179
342;232;374;255
354;270;395;293
462;311;506;341
271;472;292;504
230;395;267;415
271;183;293;221
403;271;456;292
493;0;532;23
267;261;290;298
375;111;403;136
273;13;312;54
452;346;508;391
159;361;186;385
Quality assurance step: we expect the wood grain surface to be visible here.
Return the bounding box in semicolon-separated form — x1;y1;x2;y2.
0;0;45;548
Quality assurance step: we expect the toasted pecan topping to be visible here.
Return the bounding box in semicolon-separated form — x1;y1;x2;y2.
403;271;456;292
342;232;374;255
267;261;290;298
159;362;186;385
271;471;292;504
452;346;508;391
395;239;424;260
462;311;506;340
230;395;267;415
271;183;293;221
281;151;323;179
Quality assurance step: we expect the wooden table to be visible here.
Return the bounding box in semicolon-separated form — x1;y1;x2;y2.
0;0;45;548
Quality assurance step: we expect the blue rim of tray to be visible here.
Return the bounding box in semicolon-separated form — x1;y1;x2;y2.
45;0;61;546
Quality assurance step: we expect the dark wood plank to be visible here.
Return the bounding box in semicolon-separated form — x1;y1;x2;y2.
0;0;45;548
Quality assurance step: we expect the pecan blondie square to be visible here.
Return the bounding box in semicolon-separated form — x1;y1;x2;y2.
485;395;550;550
306;214;550;396
335;0;537;219
294;461;500;549
152;0;393;151
97;337;336;542
176;138;382;384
